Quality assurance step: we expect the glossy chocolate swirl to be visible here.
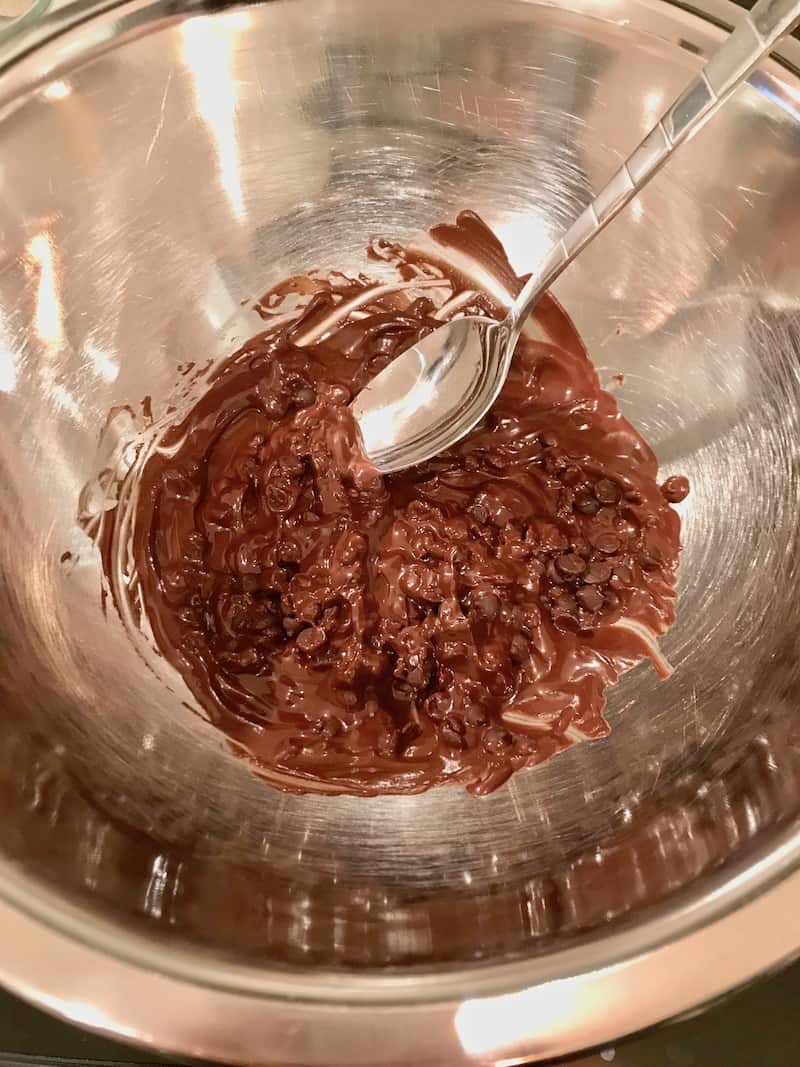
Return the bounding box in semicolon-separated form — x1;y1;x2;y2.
130;212;687;795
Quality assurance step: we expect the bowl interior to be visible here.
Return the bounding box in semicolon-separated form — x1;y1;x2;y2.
1;0;800;983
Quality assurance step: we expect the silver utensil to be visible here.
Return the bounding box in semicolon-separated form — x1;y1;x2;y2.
352;0;800;473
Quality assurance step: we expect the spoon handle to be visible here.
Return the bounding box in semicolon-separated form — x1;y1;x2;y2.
508;0;800;332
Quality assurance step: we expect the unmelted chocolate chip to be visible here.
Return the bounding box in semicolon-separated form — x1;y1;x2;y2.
263;393;289;419
296;625;326;653
562;466;583;487
464;704;489;727
510;634;529;664
317;716;342;740
397;721;423;755
441;727;466;749
425;692;451;721
278;454;304;477
594;478;621;504
484;727;513;752
293;385;316;408
277;541;302;564
467;502;489;524
392;679;415;702
576;585;604;612
444;714;466;736
555;552;587;578
545;559;565;585
543;452;568;475
583;560;612;585
592;532;621;555
403;663;431;689
552;591;579;615
574;490;600;515
661;474;690;503
611;563;633;586
376;729;400;759
471;589;501;620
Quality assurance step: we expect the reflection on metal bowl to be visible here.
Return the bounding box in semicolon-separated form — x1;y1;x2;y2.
1;0;800;1062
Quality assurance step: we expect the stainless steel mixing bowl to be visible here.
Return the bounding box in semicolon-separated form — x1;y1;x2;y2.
1;0;800;1062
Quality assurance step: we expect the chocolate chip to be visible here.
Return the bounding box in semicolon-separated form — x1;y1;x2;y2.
508;609;527;633
293;385;316;408
484;727;513;751
545;559;565;585
464;704;488;727
510;634;529;664
552;610;581;633
584;560;612;584
296;625;326;653
553;592;578;615
278;454;304;477
263;393;289;419
611;564;633;586
574;491;600;515
562;466;583;486
593;532;620;555
400;568;422;596
472;589;501;620
397;721;422;755
444;714;466;736
540;432;558;448
595;478;621;504
426;692;451;721
377;730;400;759
441;727;466;749
576;585;604;612
317;717;342;740
277;540;302;564
661;475;690;503
404;664;431;688
392;679;415;702
282;616;304;636
543;453;568;475
555;552;587;578
467;503;489;524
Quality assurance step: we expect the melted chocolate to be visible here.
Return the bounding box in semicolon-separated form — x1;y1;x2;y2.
128;212;686;796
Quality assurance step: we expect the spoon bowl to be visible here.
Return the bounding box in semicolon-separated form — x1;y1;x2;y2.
351;316;513;472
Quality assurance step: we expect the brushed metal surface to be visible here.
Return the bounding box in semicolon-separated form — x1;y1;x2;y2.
0;0;800;1062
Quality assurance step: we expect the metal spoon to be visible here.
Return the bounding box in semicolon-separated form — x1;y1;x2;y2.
351;0;800;474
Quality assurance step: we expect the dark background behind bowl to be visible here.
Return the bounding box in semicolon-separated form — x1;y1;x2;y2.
0;956;799;1065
